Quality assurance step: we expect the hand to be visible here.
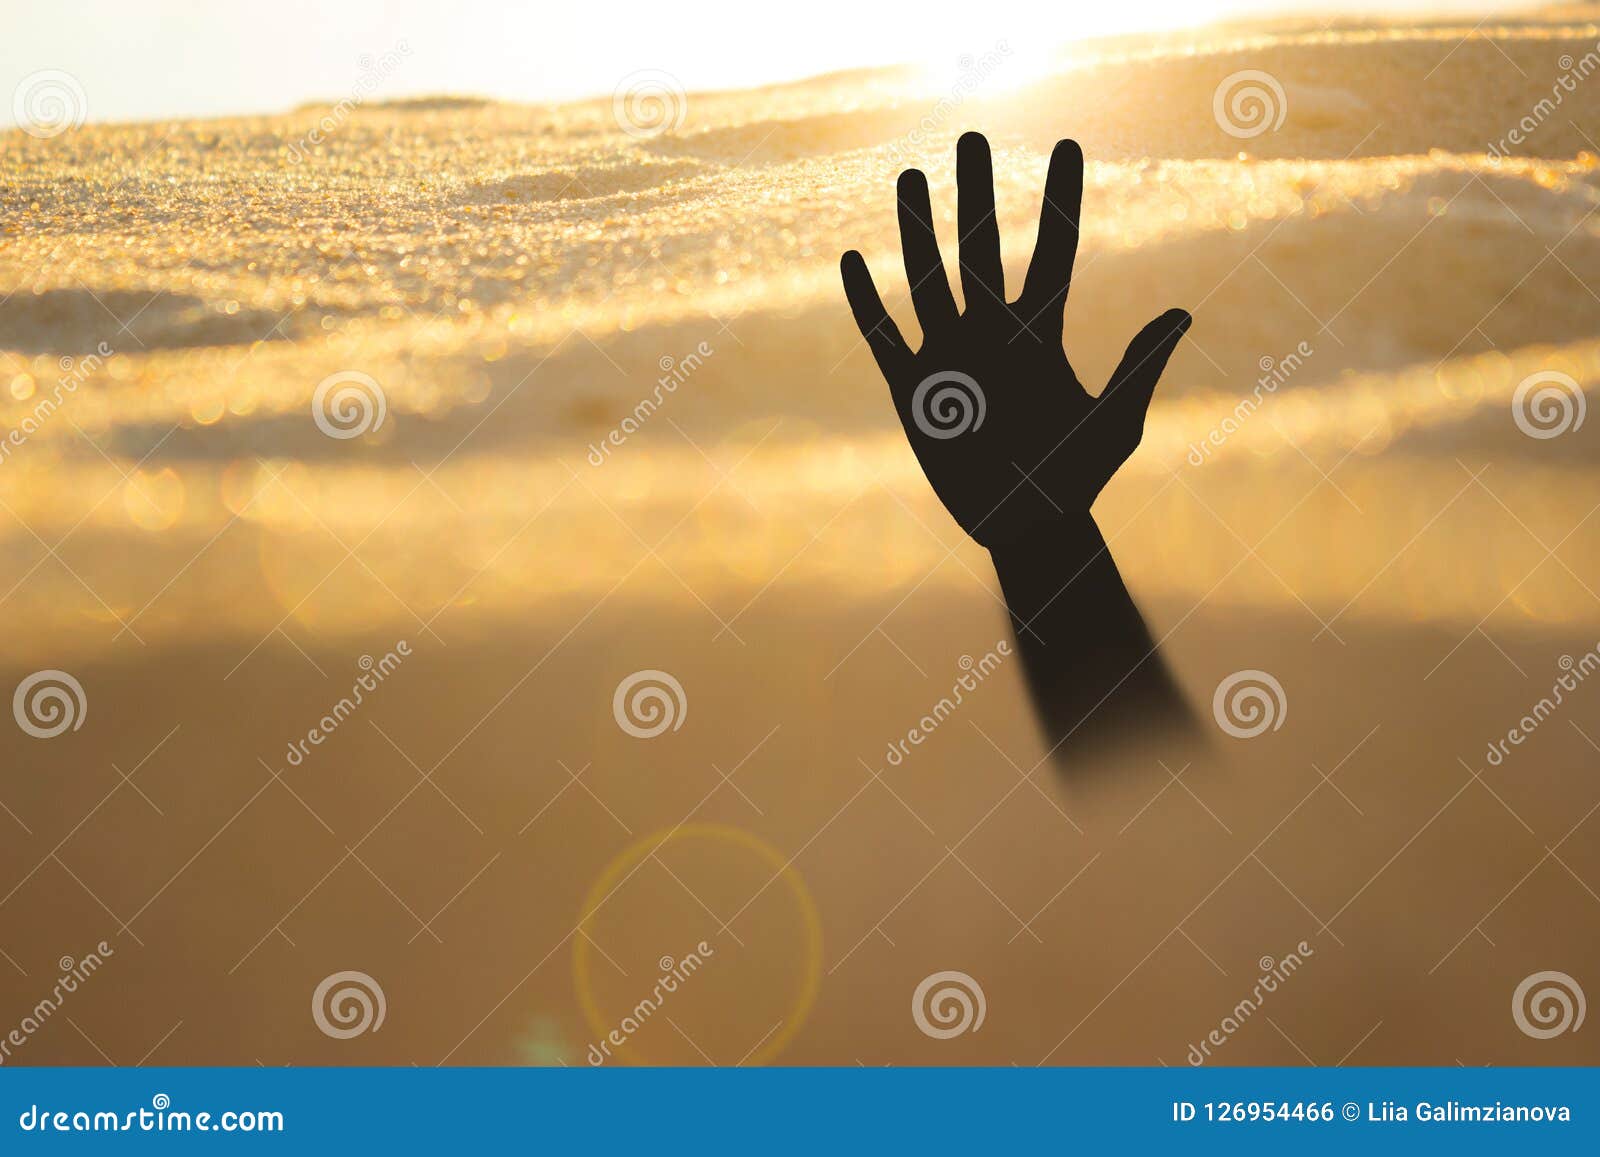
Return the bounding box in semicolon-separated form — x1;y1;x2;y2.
840;132;1191;549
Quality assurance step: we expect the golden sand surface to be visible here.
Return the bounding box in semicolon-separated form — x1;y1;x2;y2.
2;12;1599;1067
3;15;1600;656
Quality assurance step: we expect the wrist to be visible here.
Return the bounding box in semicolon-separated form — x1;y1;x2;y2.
986;511;1104;570
988;512;1145;641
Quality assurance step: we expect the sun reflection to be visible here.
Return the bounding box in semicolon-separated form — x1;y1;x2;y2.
123;468;186;532
907;0;1229;97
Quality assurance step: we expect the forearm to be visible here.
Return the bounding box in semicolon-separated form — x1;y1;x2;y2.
990;514;1192;751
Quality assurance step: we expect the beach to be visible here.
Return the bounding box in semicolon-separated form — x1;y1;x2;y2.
2;9;1599;1065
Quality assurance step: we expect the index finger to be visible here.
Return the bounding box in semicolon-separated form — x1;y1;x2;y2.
1019;139;1083;330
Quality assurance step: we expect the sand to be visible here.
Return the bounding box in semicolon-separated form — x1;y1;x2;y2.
1;10;1599;1066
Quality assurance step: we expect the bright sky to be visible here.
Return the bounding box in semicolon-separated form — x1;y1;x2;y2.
2;0;1523;127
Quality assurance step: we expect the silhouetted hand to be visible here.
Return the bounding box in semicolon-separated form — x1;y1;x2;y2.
840;132;1197;757
841;132;1190;549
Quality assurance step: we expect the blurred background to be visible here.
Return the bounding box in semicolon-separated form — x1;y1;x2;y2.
1;0;1527;124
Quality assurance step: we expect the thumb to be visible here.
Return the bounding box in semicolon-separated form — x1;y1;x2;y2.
1102;308;1192;438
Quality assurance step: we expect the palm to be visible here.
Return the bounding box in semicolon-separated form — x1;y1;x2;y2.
842;133;1191;549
